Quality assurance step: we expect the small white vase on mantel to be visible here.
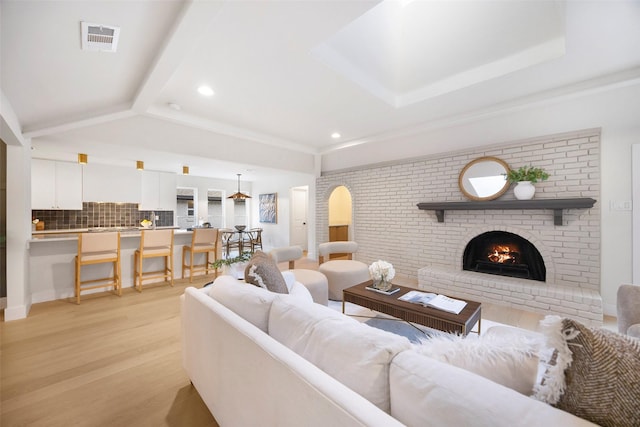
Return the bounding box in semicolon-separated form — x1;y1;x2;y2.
514;181;536;200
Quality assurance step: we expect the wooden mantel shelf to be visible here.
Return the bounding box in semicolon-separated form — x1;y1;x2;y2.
417;198;597;226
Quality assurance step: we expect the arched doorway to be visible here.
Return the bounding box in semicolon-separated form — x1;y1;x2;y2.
328;186;352;258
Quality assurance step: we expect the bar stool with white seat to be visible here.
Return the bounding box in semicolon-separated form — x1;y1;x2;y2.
74;231;121;304
134;229;174;291
182;228;219;283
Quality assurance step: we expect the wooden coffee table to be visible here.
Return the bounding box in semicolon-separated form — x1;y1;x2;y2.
342;280;482;335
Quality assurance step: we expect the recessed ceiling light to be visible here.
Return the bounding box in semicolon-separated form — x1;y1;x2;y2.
331;132;341;139
197;85;214;96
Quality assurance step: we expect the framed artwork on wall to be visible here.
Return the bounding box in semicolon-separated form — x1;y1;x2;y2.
259;193;277;224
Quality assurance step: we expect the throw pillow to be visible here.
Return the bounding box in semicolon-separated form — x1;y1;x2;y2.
413;326;541;395
244;251;288;294
535;315;640;427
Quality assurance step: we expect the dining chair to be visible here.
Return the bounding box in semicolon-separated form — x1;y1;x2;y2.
74;231;121;304
220;228;240;258
248;228;263;253
134;229;174;291
182;228;219;283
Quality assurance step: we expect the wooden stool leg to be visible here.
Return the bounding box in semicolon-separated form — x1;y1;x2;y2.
75;256;81;305
169;253;174;286
189;250;195;283
135;251;142;292
117;259;122;296
181;248;185;280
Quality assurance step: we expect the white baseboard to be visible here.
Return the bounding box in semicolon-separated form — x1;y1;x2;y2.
3;303;30;321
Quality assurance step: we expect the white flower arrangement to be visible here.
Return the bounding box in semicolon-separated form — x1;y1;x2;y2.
32;218;40;224
369;260;395;282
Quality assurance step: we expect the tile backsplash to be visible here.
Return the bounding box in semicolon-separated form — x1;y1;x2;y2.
32;203;174;230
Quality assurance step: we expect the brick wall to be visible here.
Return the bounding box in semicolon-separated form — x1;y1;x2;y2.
317;128;602;324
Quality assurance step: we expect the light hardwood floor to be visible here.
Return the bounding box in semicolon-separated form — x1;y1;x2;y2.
1;277;219;427
1;257;617;426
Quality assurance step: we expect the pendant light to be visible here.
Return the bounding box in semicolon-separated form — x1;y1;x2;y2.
227;173;251;200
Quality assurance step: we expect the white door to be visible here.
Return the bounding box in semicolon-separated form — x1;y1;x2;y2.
290;186;308;250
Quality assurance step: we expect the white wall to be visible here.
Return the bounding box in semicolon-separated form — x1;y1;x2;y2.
321;83;640;316
250;173;317;257
176;174;250;229
1;90;32;320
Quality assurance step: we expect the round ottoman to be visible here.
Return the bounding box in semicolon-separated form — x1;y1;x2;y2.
319;260;370;301
291;269;329;306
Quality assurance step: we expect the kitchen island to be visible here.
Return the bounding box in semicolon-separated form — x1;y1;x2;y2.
28;228;217;303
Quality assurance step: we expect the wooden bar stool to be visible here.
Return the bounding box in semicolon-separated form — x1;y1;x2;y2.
134;229;174;291
182;228;219;283
74;231;121;304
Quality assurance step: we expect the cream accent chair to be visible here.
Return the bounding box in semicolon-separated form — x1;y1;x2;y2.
270;246;329;305
182;228;219;283
74;231;121;304
617;284;640;339
134;229;174;291
318;241;370;301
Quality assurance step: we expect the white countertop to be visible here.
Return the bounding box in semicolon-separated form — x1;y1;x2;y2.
30;227;191;242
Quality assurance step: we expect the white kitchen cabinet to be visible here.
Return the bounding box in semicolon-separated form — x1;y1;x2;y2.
83;163;142;203
139;171;177;211
31;159;83;210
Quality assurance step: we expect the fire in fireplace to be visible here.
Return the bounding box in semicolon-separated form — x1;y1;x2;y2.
462;231;545;281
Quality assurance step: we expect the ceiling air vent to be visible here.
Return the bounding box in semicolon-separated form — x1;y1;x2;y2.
81;21;120;52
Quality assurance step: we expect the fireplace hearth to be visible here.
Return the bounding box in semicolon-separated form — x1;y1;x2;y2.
462;231;545;282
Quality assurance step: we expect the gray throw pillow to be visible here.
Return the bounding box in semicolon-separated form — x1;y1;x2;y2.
244;251;288;294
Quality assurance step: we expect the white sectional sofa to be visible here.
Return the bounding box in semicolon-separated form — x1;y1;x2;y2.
181;275;597;427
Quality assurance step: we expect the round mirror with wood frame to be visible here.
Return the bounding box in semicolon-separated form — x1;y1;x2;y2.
458;156;510;201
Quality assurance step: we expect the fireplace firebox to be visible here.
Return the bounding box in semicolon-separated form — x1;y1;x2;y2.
462;231;545;282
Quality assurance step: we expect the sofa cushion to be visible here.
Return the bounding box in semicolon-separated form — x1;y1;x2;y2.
244;251;288;294
269;298;411;413
389;350;597;427
535;316;640;427
208;275;311;332
412;325;541;395
281;270;296;292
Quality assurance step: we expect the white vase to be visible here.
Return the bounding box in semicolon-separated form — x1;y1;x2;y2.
514;181;536;200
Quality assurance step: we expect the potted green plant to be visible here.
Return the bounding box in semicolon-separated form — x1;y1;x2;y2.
505;166;549;200
211;251;252;279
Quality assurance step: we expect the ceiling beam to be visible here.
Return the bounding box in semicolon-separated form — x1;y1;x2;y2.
131;0;224;113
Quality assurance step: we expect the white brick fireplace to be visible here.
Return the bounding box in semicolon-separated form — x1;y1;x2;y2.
317;128;603;326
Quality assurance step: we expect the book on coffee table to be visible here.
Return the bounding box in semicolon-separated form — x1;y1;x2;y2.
398;290;467;315
365;286;401;295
